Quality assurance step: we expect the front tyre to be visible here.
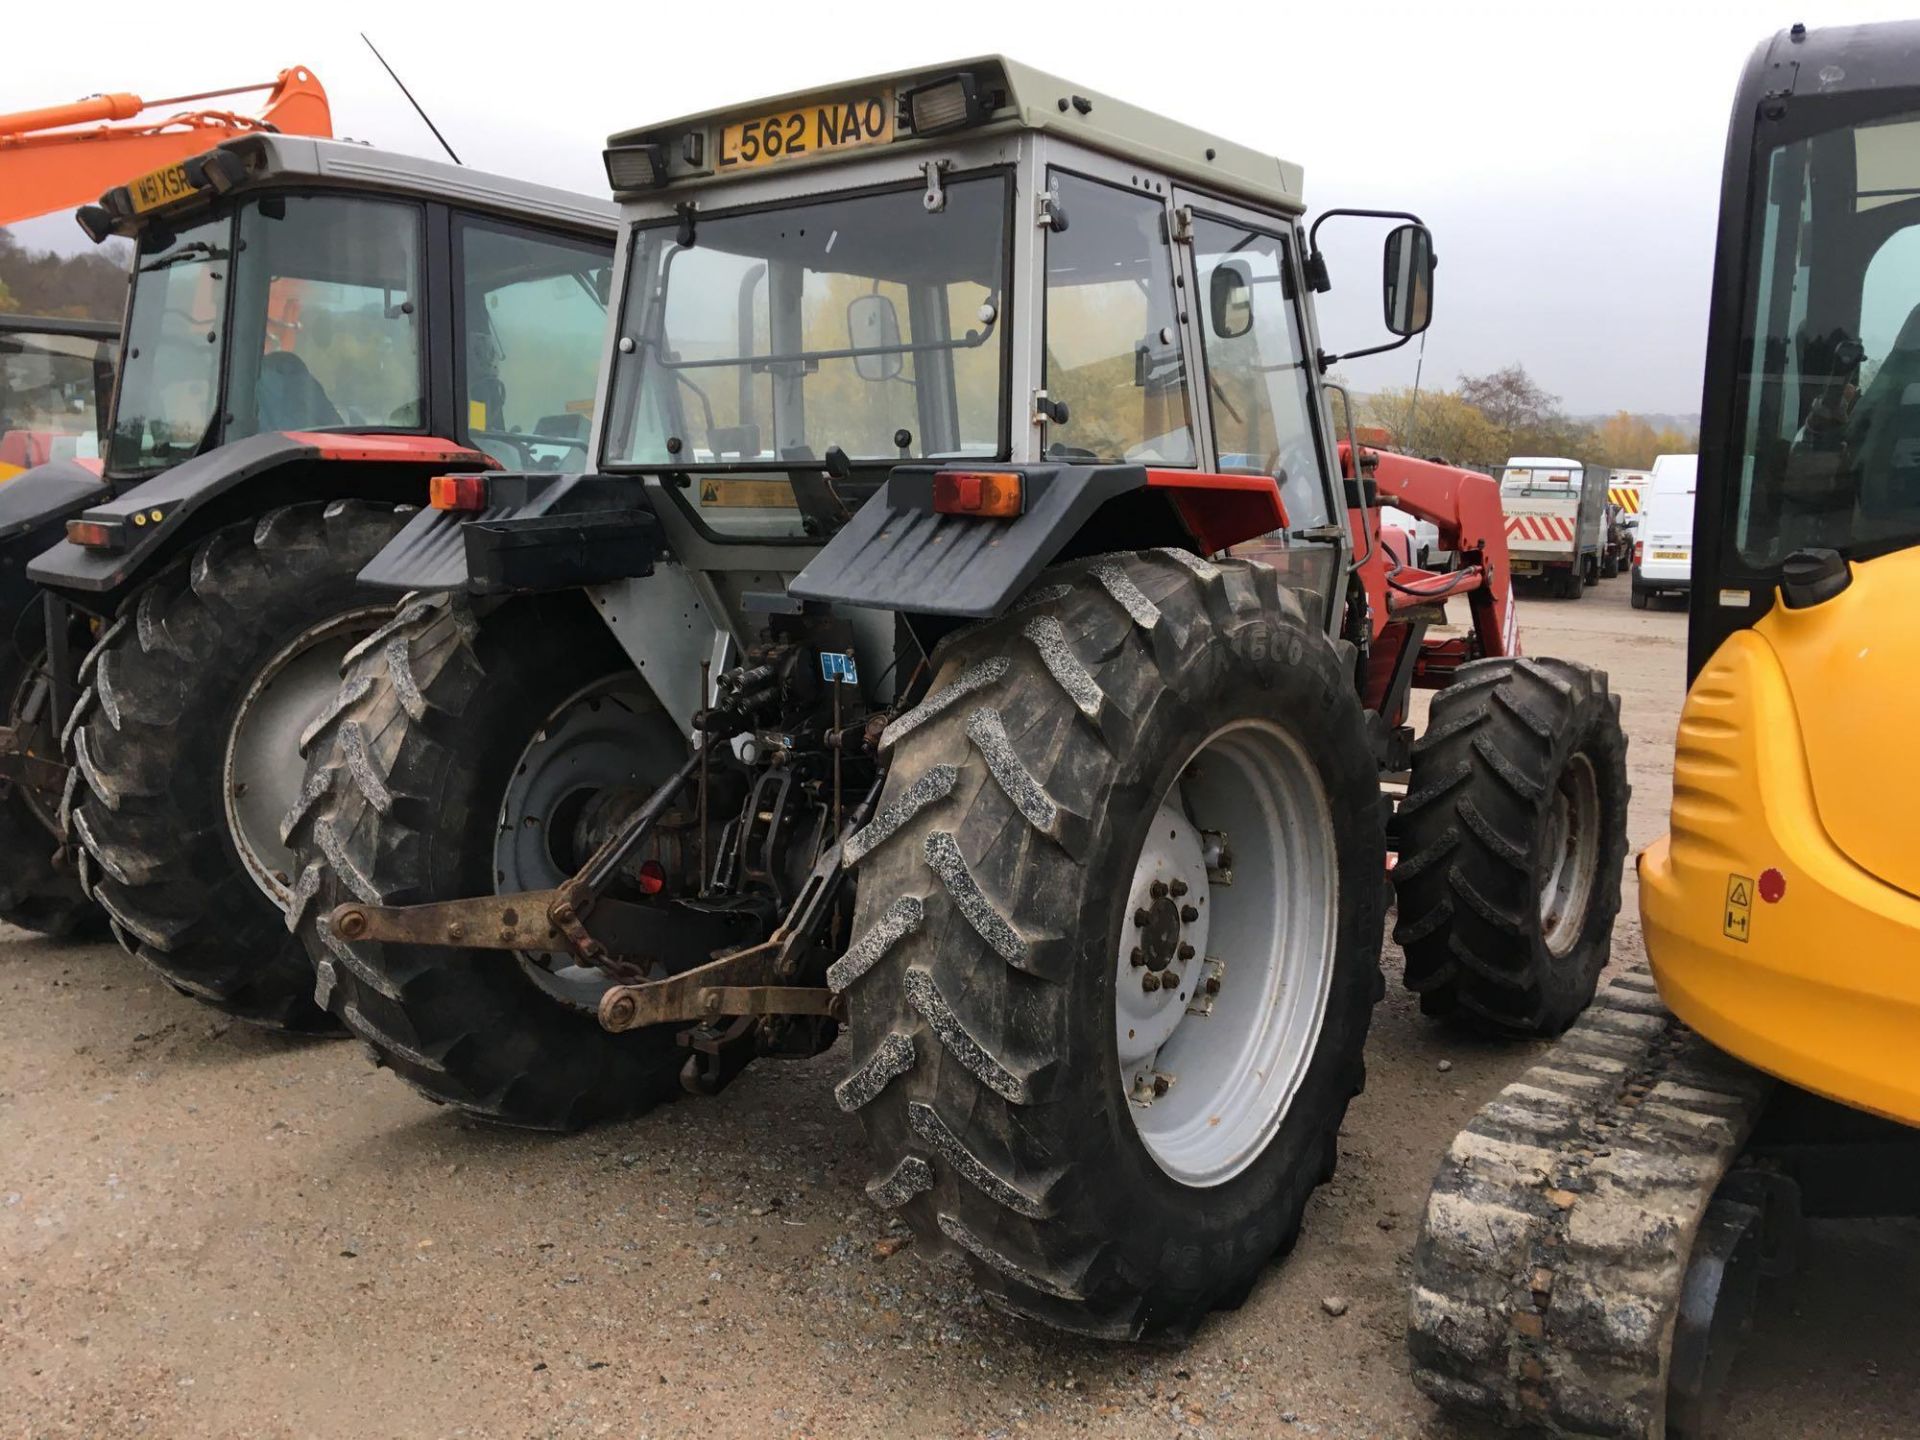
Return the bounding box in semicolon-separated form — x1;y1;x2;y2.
64;501;409;1027
1391;656;1629;1036
836;551;1386;1340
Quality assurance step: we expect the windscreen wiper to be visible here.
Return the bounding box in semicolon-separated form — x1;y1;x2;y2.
138;241;229;273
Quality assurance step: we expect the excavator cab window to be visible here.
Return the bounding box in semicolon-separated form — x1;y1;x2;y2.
1733;108;1920;565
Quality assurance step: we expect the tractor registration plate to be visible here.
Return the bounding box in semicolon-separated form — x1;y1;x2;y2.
717;91;894;172
128;161;195;214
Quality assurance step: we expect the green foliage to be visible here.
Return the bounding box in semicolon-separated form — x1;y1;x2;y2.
0;228;129;320
1360;364;1694;469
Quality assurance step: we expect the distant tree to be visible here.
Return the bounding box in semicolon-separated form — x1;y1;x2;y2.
1363;386;1504;467
1458;364;1559;445
1592;410;1661;469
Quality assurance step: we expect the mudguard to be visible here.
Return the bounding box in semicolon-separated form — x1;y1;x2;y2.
787;463;1287;618
26;431;494;597
0;458;112;546
357;471;661;595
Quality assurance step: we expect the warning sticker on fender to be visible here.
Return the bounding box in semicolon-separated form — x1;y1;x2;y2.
1723;874;1753;942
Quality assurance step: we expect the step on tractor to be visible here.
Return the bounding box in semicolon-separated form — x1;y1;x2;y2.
1;136;615;1023
289;59;1629;1339
1410;20;1920;1439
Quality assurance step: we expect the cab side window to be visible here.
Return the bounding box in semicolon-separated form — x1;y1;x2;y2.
229;197;425;439
1191;217;1329;528
458;220;612;470
1043;173;1194;465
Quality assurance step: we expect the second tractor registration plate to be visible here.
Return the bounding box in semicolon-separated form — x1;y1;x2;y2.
717;91;894;171
129;161;194;213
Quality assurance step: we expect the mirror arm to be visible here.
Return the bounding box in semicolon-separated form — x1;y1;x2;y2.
1316;333;1413;374
1305;206;1427;294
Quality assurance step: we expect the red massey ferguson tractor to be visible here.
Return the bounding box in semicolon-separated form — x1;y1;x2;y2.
284;58;1629;1339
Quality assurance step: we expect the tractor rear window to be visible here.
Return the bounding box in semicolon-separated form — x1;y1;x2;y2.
225;197;426;442
603;173;1010;537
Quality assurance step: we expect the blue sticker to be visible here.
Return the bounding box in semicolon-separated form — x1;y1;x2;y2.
819;651;859;684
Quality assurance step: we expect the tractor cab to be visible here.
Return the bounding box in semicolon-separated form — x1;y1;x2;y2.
570;58;1432;639
78;135;616;487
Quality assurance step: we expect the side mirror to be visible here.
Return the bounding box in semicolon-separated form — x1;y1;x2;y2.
1209;259;1255;339
848;293;905;382
1382;223;1434;337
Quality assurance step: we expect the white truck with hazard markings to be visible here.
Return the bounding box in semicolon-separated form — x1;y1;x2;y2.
1496;454;1611;599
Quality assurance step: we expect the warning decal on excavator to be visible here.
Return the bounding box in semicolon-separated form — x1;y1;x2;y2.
1723;874;1753;942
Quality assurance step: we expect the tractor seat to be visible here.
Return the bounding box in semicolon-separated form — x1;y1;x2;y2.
255;350;344;432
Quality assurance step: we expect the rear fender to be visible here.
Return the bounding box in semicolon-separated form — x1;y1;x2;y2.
356;471;661;596
0;458;112;548
787;463;1287;619
25;431;495;605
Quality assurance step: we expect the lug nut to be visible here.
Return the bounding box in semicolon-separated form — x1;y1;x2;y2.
1134;908;1150;928
1152;1074;1171;1097
1150;879;1168;899
1180;903;1199;923
1169;879;1188;897
1205;975;1221;995
1130;946;1146;967
1177;942;1195;961
1142;972;1161;993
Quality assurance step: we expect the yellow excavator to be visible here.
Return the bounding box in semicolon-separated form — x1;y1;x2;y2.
1408;19;1920;1438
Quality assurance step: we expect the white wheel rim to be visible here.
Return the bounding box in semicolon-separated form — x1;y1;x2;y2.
1540;752;1601;956
1115;720;1338;1187
224;608;387;908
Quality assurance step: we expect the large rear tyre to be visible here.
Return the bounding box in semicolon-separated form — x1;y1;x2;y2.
1392;656;1629;1036
64;501;408;1027
835;551;1387;1340
285;591;689;1130
0;609;94;936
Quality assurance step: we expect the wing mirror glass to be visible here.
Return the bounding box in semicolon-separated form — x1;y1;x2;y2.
848;293;904;382
1208;258;1255;340
1383;223;1434;337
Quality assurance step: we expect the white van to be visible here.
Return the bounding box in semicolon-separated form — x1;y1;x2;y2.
1631;453;1697;608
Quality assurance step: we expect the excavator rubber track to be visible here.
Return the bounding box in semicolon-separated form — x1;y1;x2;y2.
1408;964;1774;1439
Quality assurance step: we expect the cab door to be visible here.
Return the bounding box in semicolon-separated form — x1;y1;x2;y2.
1171;187;1345;633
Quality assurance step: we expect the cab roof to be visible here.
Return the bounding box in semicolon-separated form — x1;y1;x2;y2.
95;134;616;240
607;56;1306;213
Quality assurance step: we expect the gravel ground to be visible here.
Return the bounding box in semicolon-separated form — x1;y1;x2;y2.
4;576;1916;1439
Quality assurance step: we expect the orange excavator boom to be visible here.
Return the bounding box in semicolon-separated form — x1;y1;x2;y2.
0;66;331;227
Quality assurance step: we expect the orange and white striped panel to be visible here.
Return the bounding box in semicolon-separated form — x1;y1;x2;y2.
1608;486;1643;513
1504;514;1578;542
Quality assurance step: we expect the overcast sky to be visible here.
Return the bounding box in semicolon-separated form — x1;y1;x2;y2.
9;0;1917;415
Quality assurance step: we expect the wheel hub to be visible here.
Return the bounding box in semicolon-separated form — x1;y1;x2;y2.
494;675;674;1011
224;608;388;908
1113;721;1338;1188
